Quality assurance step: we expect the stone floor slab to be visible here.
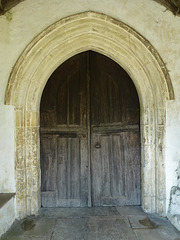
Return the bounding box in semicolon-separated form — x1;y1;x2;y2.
128;215;157;229
21;218;55;237
134;227;180;240
51;218;89;240
116;206;147;216
2;218;55;239
40;206;119;218
2;220;28;240
51;216;137;240
147;213;176;227
88;216;137;240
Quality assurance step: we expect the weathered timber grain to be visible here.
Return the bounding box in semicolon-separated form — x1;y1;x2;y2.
40;51;140;207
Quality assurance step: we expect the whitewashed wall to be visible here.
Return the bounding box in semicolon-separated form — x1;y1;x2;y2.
0;196;16;237
0;106;15;193
0;0;179;219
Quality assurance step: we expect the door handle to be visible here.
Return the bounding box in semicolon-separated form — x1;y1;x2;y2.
95;142;101;149
82;134;86;138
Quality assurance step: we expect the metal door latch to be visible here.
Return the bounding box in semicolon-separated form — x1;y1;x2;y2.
95;142;101;149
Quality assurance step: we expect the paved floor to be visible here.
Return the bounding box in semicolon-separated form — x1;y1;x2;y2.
2;206;180;240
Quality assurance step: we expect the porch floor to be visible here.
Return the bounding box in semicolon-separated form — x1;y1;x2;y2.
2;206;180;240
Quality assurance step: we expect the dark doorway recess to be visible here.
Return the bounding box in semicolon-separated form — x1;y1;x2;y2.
40;51;141;208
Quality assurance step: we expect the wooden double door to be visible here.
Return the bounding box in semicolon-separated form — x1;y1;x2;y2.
40;51;141;207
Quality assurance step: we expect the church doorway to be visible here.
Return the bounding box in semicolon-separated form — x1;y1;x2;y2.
40;51;141;207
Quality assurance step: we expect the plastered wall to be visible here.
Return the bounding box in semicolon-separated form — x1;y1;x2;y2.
0;0;180;218
0;106;15;193
0;196;16;236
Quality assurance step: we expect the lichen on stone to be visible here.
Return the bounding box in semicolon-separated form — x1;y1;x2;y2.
5;11;12;21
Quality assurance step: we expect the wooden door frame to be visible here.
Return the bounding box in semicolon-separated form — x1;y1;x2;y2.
5;12;174;219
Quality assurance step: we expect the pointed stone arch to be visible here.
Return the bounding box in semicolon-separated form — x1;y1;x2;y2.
5;11;174;218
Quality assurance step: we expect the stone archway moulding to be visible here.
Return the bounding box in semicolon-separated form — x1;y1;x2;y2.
5;11;174;219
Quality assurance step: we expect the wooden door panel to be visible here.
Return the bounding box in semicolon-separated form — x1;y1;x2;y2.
40;134;57;207
40;52;89;207
123;131;141;204
57;75;81;126
56;136;88;207
90;51;140;206
40;135;57;192
91;131;140;206
90;58;122;125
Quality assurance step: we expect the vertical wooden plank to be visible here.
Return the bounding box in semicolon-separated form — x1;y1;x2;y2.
69;72;80;125
56;136;84;207
112;134;125;197
40;135;57;192
57;137;67;201
70;138;80;199
79;135;89;207
57;80;68;125
91;134;102;206
40;134;57;207
123;131;141;205
101;135;111;200
121;74;140;125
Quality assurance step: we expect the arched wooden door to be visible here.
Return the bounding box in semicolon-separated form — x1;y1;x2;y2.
40;51;140;207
